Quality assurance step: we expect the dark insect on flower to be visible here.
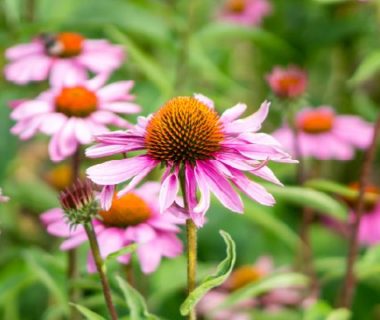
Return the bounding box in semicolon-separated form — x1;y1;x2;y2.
59;179;99;227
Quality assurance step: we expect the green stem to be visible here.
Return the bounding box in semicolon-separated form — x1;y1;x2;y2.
84;221;119;320
179;170;197;320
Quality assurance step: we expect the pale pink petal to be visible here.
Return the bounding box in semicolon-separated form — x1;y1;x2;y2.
11;100;51;120
99;185;115;210
194;93;214;109
97;81;134;101
39;113;67;135
125;224;156;243
6;42;44;59
220;103;247;123
101;102;141;114
74;118;94;144
60;232;88;250
158;233;183;258
49;60;86;88
137;242;162;274
40;208;64;225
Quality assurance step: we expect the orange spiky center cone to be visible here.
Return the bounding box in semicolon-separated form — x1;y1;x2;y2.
145;96;224;165
298;110;334;134
55;86;98;117
227;0;246;13
227;265;264;291
99;193;152;227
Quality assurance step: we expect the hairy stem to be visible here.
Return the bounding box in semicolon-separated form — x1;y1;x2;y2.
179;171;197;320
340;115;380;308
84;221;119;320
68;148;81;319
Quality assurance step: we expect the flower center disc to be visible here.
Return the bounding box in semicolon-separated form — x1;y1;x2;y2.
99;193;152;227
346;183;380;212
277;75;302;96
55;86;98;118
227;0;246;12
298;110;334;134
45;32;84;58
227;265;263;291
145;96;224;164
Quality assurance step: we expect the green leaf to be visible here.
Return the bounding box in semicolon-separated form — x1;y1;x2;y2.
326;308;351;320
180;230;236;316
195;23;296;59
349;50;380;86
216;272;308;311
263;184;348;220
312;0;348;4
105;244;138;264
71;304;106;320
105;25;173;96
244;202;301;251
116;276;160;320
305;179;378;203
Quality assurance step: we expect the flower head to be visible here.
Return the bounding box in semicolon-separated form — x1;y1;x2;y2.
273;107;373;160
198;257;305;319
266;66;307;99
0;188;9;203
59;179;98;226
86;94;295;227
346;183;380;246
10;73;140;162
41;182;183;274
220;0;272;26
4;32;124;85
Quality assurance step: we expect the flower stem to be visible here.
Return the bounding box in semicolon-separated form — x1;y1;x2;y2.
179;170;197;320
340;114;380;308
84;221;119;320
68;148;81;319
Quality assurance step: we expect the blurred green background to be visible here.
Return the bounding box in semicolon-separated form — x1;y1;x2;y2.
1;0;380;319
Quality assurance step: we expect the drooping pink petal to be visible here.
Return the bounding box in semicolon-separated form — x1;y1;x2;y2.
196;161;243;213
137;242;162;274
220;103;247;123
99;185;115;211
159;169;180;213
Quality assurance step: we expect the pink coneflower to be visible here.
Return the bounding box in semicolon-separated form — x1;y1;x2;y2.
273;107;373;160
86;95;295;227
198;257;305;319
10;73;140;162
4;32;124;85
41;182;183;274
266;66;307;99
0;188;9;203
220;0;272;26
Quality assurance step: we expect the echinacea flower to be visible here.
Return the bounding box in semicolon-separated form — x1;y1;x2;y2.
0;188;9;203
266;66;307;99
86;95;295;227
344;183;380;246
198;257;306;319
273;107;373;160
10;73;140;162
220;0;272;26
4;32;124;85
41;182;183;273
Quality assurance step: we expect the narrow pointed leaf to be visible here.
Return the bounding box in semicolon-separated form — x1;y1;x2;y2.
105;244;138;264
71;304;106;320
326;308;351;320
116;276;160;320
180;230;236;316
263;184;348;220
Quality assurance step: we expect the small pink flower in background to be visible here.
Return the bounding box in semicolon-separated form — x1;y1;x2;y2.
266;66;308;99
198;257;305;319
4;32;124;85
86;95;295;227
0;188;9;203
41;182;183;274
10;73;140;162
220;0;272;26
273;107;373;160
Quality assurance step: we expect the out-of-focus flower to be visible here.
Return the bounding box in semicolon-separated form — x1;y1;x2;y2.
0;188;9;203
10;73;140;162
346;183;380;246
41;182;183;274
198;257;305;319
44;164;80;191
4;32;124;85
220;0;272;26
266;66;308;99
86;95;295;227
273;107;373;160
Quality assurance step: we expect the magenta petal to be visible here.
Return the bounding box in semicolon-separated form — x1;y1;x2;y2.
159;169;180;213
99;185;115;210
40;208;63;225
197;161;243;213
87;155;158;185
